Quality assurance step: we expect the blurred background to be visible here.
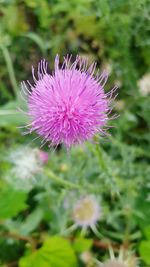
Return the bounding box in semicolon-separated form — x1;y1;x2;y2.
0;1;150;267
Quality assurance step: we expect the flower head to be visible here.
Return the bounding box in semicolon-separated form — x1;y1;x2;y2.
72;195;101;227
21;55;116;148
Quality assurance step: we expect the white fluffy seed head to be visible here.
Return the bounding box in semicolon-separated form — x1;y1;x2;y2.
5;146;46;191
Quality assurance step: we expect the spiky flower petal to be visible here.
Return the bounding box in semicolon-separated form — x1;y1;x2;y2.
21;55;116;148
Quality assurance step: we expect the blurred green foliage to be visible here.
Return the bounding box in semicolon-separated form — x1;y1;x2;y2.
0;0;150;266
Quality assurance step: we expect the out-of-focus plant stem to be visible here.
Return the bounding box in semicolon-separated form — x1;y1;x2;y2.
88;142;120;195
123;214;131;248
95;144;108;172
45;169;81;189
0;44;19;100
87;142;108;172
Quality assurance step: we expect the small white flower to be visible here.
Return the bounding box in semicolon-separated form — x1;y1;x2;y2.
62;194;102;236
72;195;101;228
138;73;150;96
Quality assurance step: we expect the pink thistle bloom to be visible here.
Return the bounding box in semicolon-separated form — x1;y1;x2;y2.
20;55;117;149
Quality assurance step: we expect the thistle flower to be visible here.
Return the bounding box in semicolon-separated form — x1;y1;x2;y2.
20;55;117;149
72;195;101;228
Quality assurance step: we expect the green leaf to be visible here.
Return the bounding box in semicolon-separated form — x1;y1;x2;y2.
73;237;93;253
19;252;50;267
0;101;27;127
0;186;27;219
139;240;150;265
19;236;77;267
19;208;43;236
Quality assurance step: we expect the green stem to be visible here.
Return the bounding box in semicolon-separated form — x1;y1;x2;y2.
88;142;121;195
123;215;131;247
45;169;81;189
95;144;108;172
87;142;108;172
0;44;19;99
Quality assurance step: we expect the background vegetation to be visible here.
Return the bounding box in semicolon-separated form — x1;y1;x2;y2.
0;0;150;266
